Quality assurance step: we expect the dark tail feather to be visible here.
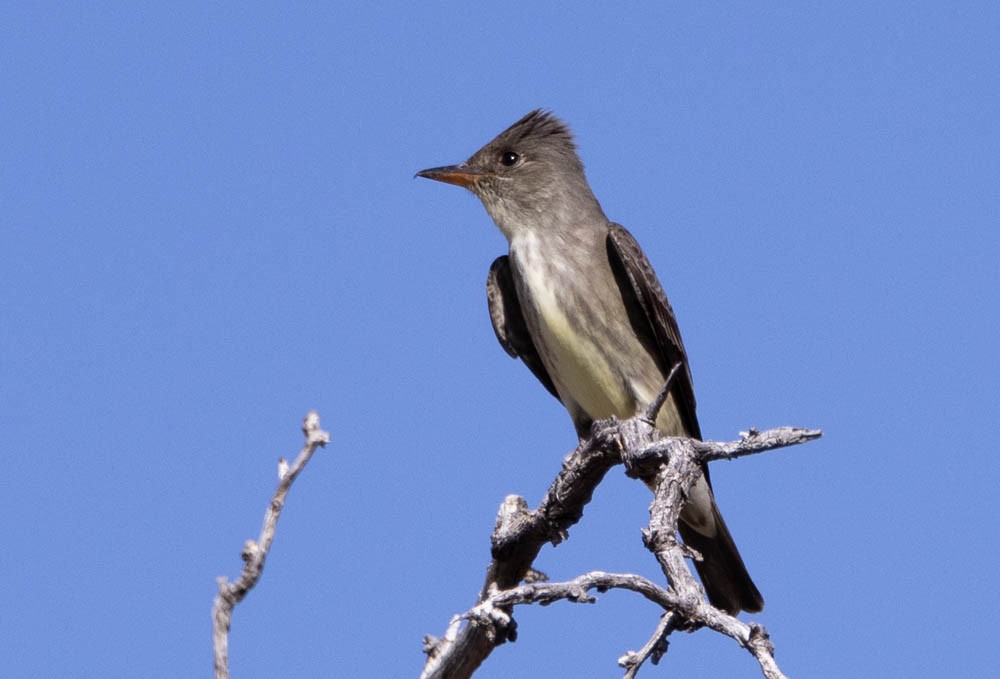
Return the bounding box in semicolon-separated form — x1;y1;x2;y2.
678;501;763;615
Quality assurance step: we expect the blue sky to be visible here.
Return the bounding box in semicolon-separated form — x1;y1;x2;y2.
2;3;998;677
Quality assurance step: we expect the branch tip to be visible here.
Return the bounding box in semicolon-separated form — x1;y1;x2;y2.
642;361;684;423
301;410;331;446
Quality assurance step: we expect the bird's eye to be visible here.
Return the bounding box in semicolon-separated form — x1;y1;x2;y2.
500;151;519;166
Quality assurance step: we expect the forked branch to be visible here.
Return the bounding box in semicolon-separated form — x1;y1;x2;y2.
421;409;819;678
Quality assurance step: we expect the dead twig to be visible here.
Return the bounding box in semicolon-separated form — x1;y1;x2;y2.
211;411;330;679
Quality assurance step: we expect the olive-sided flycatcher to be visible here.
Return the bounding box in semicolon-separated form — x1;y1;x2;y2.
417;110;762;614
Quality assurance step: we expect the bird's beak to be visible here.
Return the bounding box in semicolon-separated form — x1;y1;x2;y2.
415;164;485;189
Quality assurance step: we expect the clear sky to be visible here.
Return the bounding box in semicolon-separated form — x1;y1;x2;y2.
3;3;998;678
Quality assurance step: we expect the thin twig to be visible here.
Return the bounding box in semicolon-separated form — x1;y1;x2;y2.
697;426;822;462
211;411;330;679
620;611;677;679
641;361;683;423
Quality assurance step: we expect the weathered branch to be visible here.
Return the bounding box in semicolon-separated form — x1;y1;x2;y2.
421;415;819;678
421;428;622;678
212;411;330;679
626;422;815;678
620;611;677;678
468;570;681;614
441;571;682;679
620;422;821;481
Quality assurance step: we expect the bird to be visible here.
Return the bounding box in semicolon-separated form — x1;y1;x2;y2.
416;109;763;615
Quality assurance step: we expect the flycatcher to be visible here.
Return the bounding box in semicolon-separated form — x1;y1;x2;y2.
417;110;762;614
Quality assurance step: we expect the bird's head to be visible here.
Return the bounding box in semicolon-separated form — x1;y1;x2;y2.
417;110;603;241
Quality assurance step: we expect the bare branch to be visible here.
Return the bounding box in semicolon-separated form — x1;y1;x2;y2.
623;425;820;480
456;571;684;679
637;431;791;678
421;431;621;679
421;415;819;678
619;612;677;679
417;338;819;678
470;570;681;612
212;411;330;679
641;361;683;423
697;426;822;462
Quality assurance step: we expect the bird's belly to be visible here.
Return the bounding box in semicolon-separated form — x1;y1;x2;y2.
513;245;637;421
512;237;686;436
534;292;633;420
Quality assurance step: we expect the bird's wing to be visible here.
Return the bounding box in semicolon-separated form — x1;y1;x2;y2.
487;255;561;400
606;223;701;439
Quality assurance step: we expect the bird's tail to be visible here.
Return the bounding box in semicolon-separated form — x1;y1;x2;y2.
678;500;764;615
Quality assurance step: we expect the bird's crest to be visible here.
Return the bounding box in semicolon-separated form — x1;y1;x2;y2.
499;109;577;152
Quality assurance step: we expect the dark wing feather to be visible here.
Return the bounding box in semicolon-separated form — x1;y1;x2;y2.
486;256;560;400
606;223;701;439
